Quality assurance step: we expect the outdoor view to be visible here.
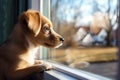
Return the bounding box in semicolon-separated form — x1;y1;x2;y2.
50;0;118;79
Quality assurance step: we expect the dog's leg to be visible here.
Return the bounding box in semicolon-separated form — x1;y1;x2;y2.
7;64;52;80
34;60;53;70
35;60;44;64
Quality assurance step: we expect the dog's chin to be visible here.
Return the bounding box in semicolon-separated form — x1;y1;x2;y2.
44;43;63;48
54;43;63;48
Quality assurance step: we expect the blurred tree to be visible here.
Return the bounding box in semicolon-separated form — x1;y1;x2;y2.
51;0;117;47
51;0;61;33
106;0;117;46
97;0;117;46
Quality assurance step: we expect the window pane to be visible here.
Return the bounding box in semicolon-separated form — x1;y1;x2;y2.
50;0;118;79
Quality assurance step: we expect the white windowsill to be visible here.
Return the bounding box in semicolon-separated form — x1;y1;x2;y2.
43;61;112;80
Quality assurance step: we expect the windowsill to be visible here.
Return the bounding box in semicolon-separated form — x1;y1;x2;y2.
37;61;112;80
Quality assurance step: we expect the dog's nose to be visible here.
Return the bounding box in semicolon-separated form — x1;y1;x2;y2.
60;37;64;42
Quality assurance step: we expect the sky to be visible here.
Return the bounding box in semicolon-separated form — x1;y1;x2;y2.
51;0;117;25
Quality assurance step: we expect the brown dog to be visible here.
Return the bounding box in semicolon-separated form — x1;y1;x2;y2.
0;10;64;80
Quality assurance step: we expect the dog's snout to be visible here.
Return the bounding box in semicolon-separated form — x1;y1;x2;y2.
60;37;64;42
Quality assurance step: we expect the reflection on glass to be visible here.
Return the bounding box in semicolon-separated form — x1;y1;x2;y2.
50;0;118;79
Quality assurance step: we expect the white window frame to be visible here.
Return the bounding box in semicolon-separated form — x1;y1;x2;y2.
28;0;50;60
28;0;113;80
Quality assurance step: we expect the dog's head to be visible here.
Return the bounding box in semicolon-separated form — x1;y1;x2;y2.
19;10;64;48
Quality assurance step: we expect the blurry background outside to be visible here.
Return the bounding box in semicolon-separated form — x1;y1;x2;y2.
0;0;118;79
50;0;118;79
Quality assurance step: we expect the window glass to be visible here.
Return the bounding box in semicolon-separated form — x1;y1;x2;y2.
50;0;118;79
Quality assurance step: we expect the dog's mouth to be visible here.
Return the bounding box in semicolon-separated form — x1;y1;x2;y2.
44;43;62;48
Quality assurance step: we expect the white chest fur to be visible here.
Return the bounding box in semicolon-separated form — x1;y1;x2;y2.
19;47;38;66
28;47;38;63
19;37;39;65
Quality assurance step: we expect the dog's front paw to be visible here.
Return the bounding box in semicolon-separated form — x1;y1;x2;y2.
43;62;53;70
34;61;53;72
35;60;44;64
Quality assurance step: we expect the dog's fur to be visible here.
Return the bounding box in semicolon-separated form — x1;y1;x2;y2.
0;10;64;80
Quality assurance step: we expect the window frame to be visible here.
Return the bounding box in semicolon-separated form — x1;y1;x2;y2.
28;0;50;60
28;0;116;80
45;62;112;80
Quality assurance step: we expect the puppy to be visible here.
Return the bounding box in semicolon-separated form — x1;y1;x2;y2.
0;10;64;80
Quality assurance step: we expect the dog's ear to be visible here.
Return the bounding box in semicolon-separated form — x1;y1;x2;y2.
19;11;41;36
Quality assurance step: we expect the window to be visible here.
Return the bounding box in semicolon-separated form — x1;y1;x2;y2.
28;0;50;60
50;0;118;80
0;0;119;80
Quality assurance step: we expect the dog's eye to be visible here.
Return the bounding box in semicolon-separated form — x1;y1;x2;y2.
44;26;50;34
44;27;49;31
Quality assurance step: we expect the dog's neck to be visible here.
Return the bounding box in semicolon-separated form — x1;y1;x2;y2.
18;37;39;65
7;23;39;65
26;36;39;55
9;23;38;49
